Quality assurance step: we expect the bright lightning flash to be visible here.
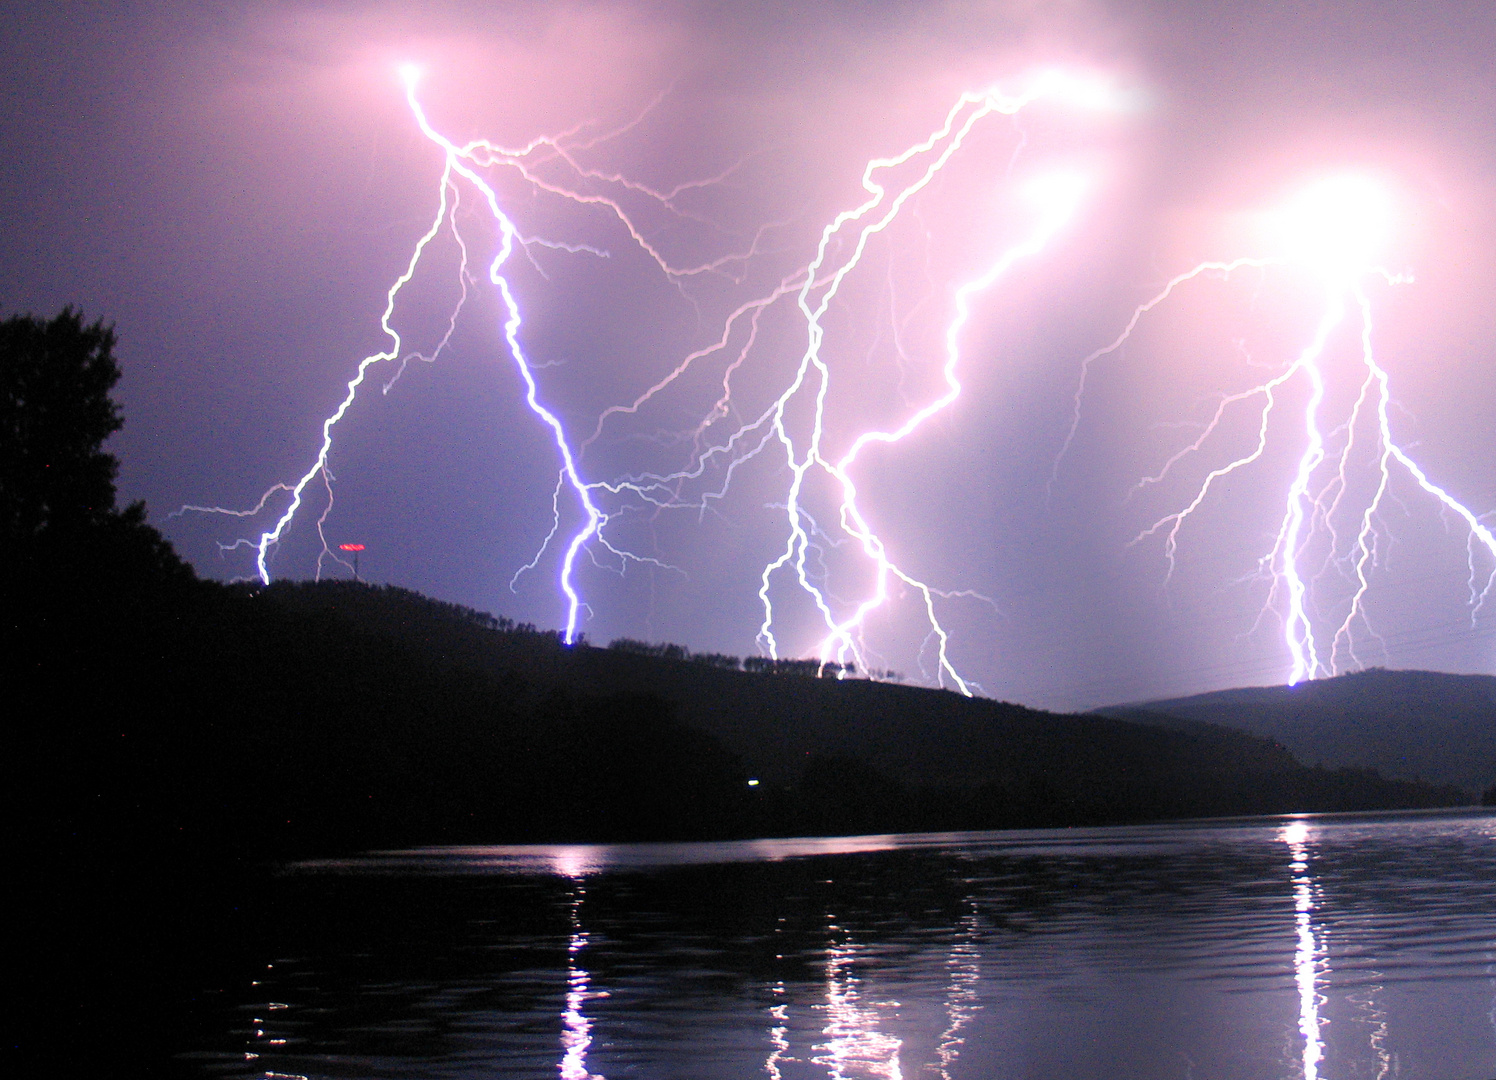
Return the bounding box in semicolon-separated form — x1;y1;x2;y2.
179;65;1118;685
177;65;716;641
1267;175;1394;282
1065;174;1496;684
804;170;1089;692
579;71;1117;692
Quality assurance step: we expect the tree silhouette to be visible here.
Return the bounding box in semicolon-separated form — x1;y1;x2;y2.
0;309;126;548
0;307;190;595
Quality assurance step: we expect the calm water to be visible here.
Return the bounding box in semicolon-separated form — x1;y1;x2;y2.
186;810;1495;1080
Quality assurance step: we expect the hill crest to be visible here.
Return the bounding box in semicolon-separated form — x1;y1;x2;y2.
1097;668;1496;793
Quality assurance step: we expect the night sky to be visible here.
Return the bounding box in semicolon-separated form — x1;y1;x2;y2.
5;0;1496;710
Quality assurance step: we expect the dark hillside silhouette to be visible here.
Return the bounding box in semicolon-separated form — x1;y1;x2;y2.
226;580;1467;835
1100;668;1496;795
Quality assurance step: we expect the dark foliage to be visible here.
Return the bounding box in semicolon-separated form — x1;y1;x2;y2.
607;636;856;675
610;636;691;660
0;308;193;623
0;309;124;545
742;655;852;677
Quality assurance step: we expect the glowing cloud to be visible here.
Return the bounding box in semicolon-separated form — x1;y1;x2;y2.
1263;174;1396;280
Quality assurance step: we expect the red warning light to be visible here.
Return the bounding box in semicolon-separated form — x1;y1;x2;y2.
339;543;365;552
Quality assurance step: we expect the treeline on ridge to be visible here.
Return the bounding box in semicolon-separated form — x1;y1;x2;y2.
607;636;860;678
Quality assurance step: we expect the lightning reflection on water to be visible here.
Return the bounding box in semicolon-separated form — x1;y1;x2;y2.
1282;818;1326;1080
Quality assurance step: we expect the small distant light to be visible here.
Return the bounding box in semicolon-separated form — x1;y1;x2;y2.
339;543;365;552
747;778;760;787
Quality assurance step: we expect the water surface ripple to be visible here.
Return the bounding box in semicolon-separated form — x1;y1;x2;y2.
191;809;1496;1080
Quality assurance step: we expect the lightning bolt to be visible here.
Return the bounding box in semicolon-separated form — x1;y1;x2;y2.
171;153;463;585
805;173;1086;692
737;74;1112;692
1063;175;1496;684
179;65;1120;681
176;69;735;640
583;72;1112;691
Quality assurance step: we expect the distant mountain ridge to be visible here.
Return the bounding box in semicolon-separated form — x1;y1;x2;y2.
1096;668;1496;794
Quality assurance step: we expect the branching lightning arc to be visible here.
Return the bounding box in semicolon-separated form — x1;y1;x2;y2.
1057;175;1496;684
178;66;1119;691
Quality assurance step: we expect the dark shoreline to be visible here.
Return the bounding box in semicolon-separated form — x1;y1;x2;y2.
8;571;1472;1075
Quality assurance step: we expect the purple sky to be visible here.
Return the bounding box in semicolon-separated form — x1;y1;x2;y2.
5;1;1496;710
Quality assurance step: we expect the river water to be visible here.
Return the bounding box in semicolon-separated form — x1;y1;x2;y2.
185;810;1495;1080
